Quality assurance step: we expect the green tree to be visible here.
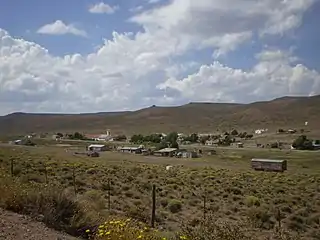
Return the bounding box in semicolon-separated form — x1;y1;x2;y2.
292;135;314;150
231;129;238;136
199;135;210;145
130;134;144;143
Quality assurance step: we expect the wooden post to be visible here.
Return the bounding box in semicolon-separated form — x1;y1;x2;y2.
44;165;48;184
276;208;282;229
203;192;207;221
10;158;14;177
151;184;156;228
107;179;111;212
72;165;77;195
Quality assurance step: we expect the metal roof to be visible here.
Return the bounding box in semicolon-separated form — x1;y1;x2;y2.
88;144;106;148
157;148;178;153
121;147;140;150
251;158;286;163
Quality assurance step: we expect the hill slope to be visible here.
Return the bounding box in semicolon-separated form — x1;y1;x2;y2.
0;96;319;135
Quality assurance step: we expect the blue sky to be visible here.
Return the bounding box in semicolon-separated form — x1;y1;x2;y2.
0;0;320;114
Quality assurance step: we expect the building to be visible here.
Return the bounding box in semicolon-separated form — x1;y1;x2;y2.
237;142;244;148
119;147;142;154
153;148;178;157
87;144;108;152
251;158;287;172
181;151;198;158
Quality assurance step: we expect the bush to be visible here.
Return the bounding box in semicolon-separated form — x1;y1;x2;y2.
245;196;260;207
168;199;182;213
0;173;101;236
180;215;254;240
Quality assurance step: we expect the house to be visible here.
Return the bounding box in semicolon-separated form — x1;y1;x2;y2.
237;142;244;148
287;129;297;134
251;158;287;172
205;139;219;146
153;148;178;157
119;147;142;154
255;129;268;135
87;144;108;152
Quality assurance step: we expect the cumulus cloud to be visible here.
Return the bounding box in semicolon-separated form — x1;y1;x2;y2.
37;20;87;37
157;49;320;103
0;0;319;114
130;0;316;57
88;2;118;14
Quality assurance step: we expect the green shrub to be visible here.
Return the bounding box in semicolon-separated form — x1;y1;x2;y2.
168;199;182;213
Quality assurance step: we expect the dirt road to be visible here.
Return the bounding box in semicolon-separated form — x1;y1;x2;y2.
0;208;78;240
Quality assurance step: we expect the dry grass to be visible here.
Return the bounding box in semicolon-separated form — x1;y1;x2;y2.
0;145;320;239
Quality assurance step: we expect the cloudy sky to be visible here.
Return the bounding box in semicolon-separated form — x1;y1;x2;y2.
1;0;320;115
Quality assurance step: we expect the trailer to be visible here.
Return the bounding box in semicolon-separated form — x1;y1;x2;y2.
251;158;287;172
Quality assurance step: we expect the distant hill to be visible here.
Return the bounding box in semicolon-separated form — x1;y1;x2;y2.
0;95;319;135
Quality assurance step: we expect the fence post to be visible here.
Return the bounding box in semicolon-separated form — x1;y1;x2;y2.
203;191;207;221
107;179;111;212
72;165;77;195
44;164;48;184
10;158;14;177
151;184;156;228
276;208;282;229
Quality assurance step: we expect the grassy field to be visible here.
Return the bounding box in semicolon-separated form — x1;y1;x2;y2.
0;144;320;239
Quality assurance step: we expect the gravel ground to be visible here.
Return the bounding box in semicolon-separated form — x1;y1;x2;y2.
0;208;79;240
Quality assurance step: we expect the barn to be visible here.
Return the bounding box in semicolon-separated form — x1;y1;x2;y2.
87;144;108;152
251;158;287;172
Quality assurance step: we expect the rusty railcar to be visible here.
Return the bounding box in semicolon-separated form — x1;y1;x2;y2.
251;158;287;172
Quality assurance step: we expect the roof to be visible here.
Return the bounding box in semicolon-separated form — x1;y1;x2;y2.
157;148;178;153
88;144;106;148
121;147;141;150
251;158;286;163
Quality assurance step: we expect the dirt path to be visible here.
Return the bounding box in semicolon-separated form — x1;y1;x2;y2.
0;208;79;240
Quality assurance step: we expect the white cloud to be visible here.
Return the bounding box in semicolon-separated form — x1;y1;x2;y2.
148;0;161;4
131;0;316;57
130;5;144;13
158;49;320;103
0;0;319;114
88;2;118;14
37;20;87;37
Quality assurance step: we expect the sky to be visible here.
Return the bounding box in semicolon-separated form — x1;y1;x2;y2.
0;0;320;115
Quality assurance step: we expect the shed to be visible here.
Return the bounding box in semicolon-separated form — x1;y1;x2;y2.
119;147;142;154
154;148;177;157
251;158;287;172
87;144;108;152
181;151;198;158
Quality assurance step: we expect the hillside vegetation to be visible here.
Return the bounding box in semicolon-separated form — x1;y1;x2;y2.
0;95;319;135
1;145;320;239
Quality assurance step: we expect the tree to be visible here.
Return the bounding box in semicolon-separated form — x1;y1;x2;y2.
144;134;162;143
231;129;238;136
199;135;210;145
278;129;285;133
159;132;179;149
113;135;127;141
183;133;199;143
56;132;63;138
239;132;247;138
245;134;253;139
292;135;314;150
69;132;84;140
130;134;144;144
